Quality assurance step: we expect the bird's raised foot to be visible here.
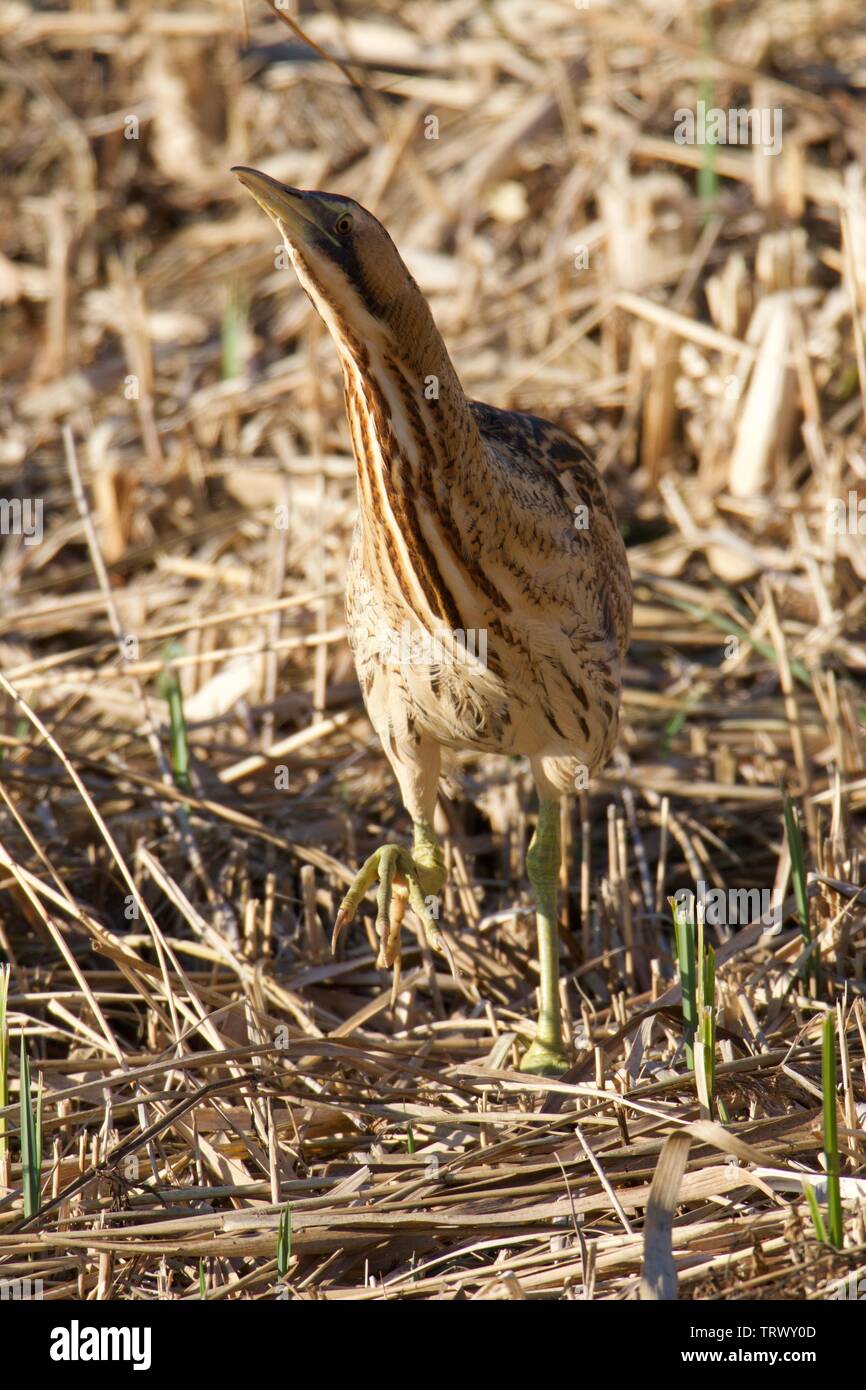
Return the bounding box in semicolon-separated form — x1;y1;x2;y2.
519;1038;571;1077
332;841;454;981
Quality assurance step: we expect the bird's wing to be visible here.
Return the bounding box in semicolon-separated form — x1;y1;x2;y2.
468;400;632;659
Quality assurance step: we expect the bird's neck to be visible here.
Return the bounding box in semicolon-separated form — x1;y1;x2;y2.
338;318;486;629
342;313;479;486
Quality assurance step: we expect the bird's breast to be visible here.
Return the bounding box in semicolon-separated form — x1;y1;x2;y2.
346;527;622;769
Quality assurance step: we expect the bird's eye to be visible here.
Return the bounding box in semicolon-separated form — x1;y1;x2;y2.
334;213;354;235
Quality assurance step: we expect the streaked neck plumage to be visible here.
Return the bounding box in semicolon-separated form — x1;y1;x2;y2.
290;238;485;631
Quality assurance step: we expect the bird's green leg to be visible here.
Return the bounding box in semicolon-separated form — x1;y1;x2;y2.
332;819;451;973
520;799;570;1076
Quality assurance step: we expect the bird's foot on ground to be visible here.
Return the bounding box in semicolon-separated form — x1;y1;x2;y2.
519;1038;571;1077
332;840;454;982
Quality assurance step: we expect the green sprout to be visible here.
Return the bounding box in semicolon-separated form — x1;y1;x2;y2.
221;282;248;381
807;1012;843;1248
822;1012;843;1249
783;792;817;992
671;894;727;1121
19;1037;42;1219
157;642;191;795
671;894;697;1070
276;1204;292;1280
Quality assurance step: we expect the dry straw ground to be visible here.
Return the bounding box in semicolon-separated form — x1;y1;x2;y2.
0;0;865;1301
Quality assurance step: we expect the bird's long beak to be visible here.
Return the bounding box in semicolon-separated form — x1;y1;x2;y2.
231;166;335;245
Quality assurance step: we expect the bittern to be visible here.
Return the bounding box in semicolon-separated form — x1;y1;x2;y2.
234;167;631;1074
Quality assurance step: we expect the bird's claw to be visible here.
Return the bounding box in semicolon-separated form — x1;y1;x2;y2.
332;843;455;979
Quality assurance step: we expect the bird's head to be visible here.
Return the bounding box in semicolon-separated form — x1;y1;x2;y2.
232;166;431;366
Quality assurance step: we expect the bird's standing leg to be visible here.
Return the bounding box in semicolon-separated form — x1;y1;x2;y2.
520;798;570;1075
332;737;452;979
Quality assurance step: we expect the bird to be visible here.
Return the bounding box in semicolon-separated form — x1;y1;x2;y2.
233;166;632;1074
